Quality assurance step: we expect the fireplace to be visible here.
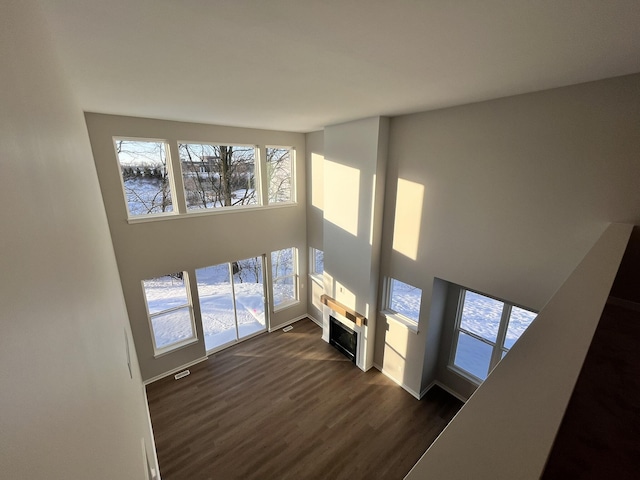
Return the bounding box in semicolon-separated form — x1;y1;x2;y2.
329;315;358;363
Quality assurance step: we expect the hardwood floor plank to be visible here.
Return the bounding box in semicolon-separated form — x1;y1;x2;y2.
146;319;462;480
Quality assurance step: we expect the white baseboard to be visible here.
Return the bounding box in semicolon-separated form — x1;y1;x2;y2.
307;314;322;327
372;362;421;400
269;314;308;332
143;356;208;385
420;381;436;399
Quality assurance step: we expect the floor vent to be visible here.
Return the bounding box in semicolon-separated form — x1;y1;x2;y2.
283;326;294;332
174;370;190;380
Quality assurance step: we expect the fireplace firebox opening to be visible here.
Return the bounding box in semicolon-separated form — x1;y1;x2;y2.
329;315;358;363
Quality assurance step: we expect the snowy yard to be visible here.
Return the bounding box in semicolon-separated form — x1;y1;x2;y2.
144;258;535;380
454;291;536;380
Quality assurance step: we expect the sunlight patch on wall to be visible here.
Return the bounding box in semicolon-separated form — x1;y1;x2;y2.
335;281;356;310
311;152;324;210
324;160;360;236
383;321;410;380
323;271;334;296
311;278;324;312
392;178;424;261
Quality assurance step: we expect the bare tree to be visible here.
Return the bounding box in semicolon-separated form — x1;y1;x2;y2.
266;148;292;203
179;143;256;209
115;140;172;215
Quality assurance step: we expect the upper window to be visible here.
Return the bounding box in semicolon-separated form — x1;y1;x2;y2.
142;272;196;355
310;247;324;284
451;289;537;383
271;247;298;309
384;278;422;329
114;139;174;217
266;147;294;204
178;143;257;210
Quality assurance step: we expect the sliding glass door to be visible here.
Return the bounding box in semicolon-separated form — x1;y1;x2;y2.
196;256;266;352
233;257;266;339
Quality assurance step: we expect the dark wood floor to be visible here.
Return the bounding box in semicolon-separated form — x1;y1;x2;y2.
146;319;462;480
542;226;640;479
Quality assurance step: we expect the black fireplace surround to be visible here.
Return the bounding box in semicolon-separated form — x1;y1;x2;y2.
329;315;358;363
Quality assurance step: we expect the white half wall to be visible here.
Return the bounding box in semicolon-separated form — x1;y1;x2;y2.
405;223;632;479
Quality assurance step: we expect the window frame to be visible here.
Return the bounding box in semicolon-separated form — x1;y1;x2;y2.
449;288;536;384
309;247;324;286
382;277;422;333
271;247;299;311
195;256;268;353
142;272;197;357
112;137;299;225
265;145;295;205
113;137;178;219
177;141;260;212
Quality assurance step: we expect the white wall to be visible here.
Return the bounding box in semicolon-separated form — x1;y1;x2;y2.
375;73;640;396
405;223;632;479
85;114;308;380
322;117;389;371
0;1;155;478
306;130;325;324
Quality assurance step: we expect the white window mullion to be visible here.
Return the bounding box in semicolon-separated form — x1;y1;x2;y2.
491;305;511;371
229;262;240;341
258;145;268;206
167;141;188;214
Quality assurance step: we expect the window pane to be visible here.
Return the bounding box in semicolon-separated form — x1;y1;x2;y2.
143;273;189;314
273;276;296;306
459;291;504;343
504;306;537;349
454;332;492;381
115;139;173;216
233;257;266;337
271;248;295;278
389;278;422;323
150;307;194;349
312;248;324;275
267;147;292;204
178;143;257;210
196;264;236;351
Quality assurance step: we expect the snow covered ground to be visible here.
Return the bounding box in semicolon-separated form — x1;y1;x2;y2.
144;260;535;380
390;279;422;321
454;291;536;380
196;262;266;351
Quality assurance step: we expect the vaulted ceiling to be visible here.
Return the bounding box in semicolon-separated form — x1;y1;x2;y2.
39;0;640;132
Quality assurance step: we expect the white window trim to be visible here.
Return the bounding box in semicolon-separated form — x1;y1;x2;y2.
271;247;299;311
381;277;421;334
126;201;295;224
382;310;419;333
309;247;324;286
142;272;198;357
113;137;178;220
177;142;261;212
266;145;296;205
272;273;299;311
115;137;298;224
449;288;535;385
